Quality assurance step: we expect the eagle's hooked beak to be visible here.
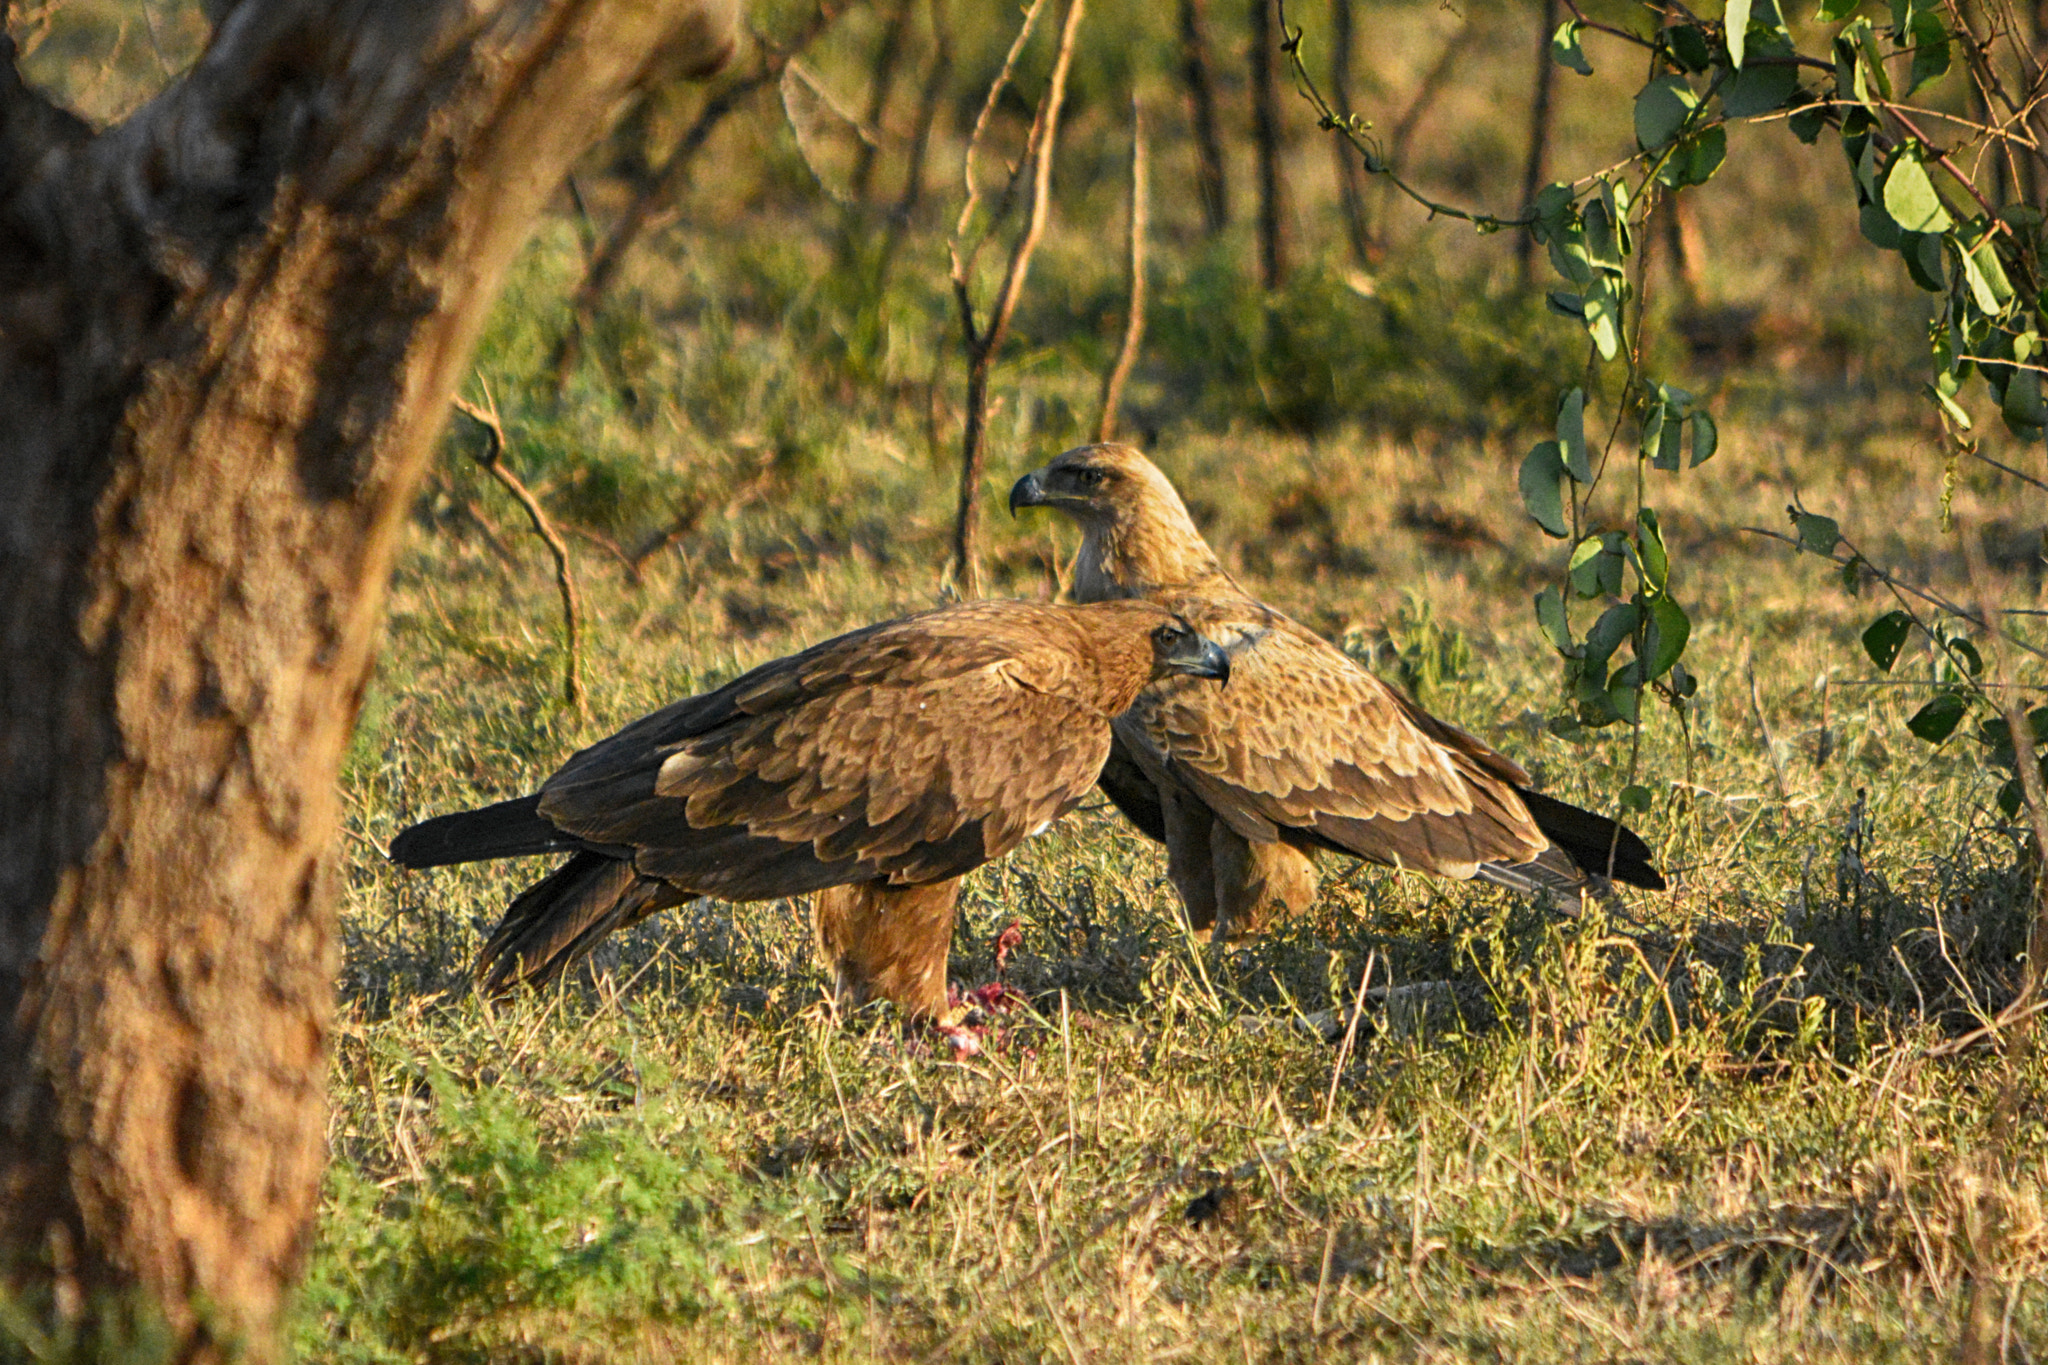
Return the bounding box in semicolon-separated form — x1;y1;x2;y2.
1008;470;1048;517
1165;635;1231;687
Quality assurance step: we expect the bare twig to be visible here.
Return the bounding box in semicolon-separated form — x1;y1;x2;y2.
1094;97;1148;444
453;388;586;713
550;3;844;391
943;0;1085;596
1744;524;2048;661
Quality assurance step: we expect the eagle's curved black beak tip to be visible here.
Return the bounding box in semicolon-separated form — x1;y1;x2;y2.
1199;639;1231;687
1008;471;1045;517
1175;637;1230;686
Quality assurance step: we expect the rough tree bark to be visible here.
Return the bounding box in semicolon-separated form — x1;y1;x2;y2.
0;0;734;1358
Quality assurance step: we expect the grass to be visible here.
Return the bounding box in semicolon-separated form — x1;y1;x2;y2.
311;284;2048;1359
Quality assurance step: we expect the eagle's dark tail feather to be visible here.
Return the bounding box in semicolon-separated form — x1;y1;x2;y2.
474;851;681;995
1516;789;1667;891
388;795;577;869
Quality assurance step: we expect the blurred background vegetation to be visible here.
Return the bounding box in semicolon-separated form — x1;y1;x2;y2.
10;0;2048;1359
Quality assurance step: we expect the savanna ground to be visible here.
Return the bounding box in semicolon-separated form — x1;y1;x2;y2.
14;0;2048;1359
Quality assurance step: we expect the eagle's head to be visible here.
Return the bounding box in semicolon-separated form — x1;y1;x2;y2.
1008;443;1183;528
1009;444;1224;598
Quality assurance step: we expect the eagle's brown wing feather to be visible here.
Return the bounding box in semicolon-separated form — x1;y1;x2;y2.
538;613;1110;898
1117;597;1550;879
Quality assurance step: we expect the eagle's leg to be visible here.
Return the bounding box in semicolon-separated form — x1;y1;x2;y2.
813;879;963;1022
1211;830;1320;940
1158;791;1222;940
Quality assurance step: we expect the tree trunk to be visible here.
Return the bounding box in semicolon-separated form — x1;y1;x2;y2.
1517;0;1559;286
1178;0;1229;236
1328;0;1372;265
0;1;735;1359
1248;0;1289;289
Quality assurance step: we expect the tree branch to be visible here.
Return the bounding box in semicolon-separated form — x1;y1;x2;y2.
453;390;586;714
1094;96;1147;444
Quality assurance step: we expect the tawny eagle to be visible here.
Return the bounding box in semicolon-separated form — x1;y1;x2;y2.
1009;443;1663;939
388;598;1228;1021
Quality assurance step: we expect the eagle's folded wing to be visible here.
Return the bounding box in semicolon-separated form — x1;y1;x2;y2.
1117;605;1549;879
538;621;1110;899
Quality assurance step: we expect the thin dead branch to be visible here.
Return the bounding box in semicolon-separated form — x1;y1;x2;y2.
943;0;1085;596
550;3;844;392
453;390;587;714
1094;98;1149;444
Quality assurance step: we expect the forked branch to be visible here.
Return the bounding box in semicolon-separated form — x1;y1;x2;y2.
453;390;587;713
942;0;1085;596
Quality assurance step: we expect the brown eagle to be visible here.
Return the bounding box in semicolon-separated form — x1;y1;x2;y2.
1009;443;1664;940
388;599;1229;1025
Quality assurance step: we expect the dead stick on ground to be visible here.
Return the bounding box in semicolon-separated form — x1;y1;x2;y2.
943;0;1084;597
453;390;586;713
1094;95;1148;444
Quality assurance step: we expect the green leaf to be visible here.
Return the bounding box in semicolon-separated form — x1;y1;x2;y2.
1862;609;1912;670
1926;378;1973;428
1669;24;1713;72
1531;182;1577;239
1906;689;1967;743
1963;233;2014;310
1904;7;1949;95
1557;388;1590;481
1724;60;1799;116
1794;511;1841;554
1607;676;1643;724
1858;200;1902;249
1817;0;1861;17
1644;391;1685;470
1619;783;1655;814
1535;586;1573;651
1546;289;1586;318
1943;636;1983;677
1583;198;1625;272
1998;776;2024;819
1637;508;1670;590
1585;603;1641;664
1519;441;1571;538
1883;148;1954;233
1552;20;1594;75
1900;231;1947;292
1788;104;1826;142
1582;276;1624;360
1665;126;1727;188
1725;0;1753;66
1643;595;1691;680
1569;532;1628;599
1689;410;1719;466
2003;367;2046;430
1635;76;1701;151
